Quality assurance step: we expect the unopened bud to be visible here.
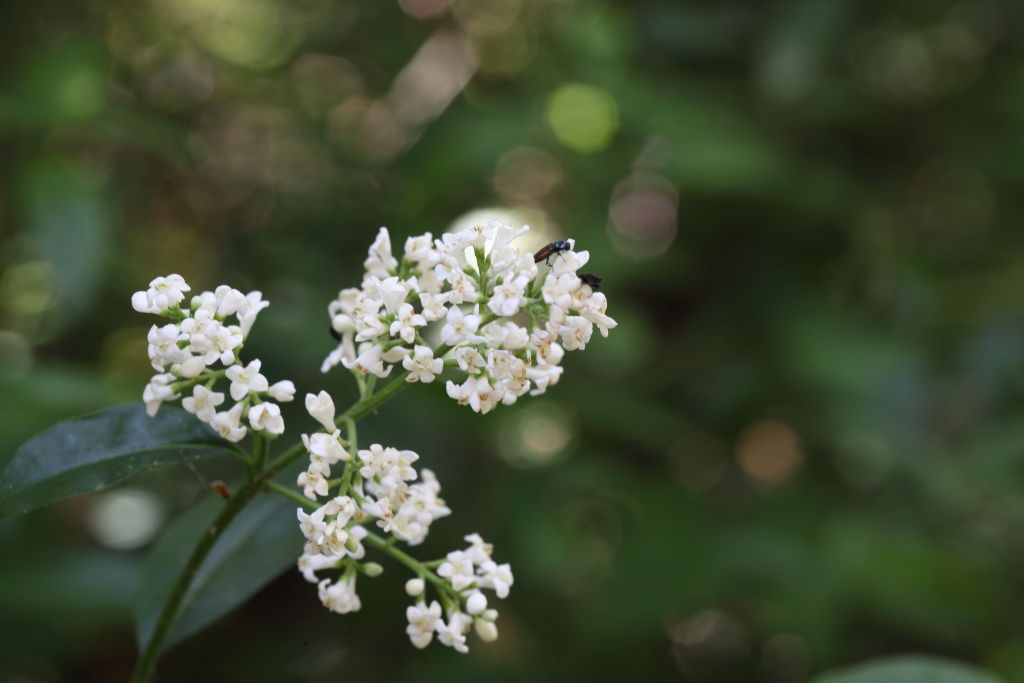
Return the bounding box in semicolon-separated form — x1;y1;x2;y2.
405;578;425;596
475;619;498;642
362;562;383;577
345;533;361;554
179;356;206;378
466;591;487;615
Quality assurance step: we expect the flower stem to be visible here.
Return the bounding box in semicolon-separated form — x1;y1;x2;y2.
266;479;316;509
130;475;262;683
364;531;455;600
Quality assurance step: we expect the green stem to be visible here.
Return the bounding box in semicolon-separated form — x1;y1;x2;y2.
130;476;262;683
364;531;455;599
266;479;316;509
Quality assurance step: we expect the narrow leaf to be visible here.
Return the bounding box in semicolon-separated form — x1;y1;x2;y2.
0;404;233;517
811;656;1005;683
135;484;303;652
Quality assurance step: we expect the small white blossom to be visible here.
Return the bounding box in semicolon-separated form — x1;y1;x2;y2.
181;385;224;423
437;550;475;591
248;402;284;435
402;346;443;383
297;553;339;584
390;302;427;344
342;343;393;378
143;373;178;417
440;306;483;346
318;577;361;614
210;403;247;442
435;612;472;653
305;390;336;432
267;380;296;402
406;600;442;649
226;360;269;401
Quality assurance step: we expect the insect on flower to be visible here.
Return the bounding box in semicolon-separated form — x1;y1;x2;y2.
533;239;574;266
579;272;602;291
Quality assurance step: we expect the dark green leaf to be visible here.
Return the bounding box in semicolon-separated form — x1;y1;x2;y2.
811;656;1005;683
135;486;302;652
0;404;233;517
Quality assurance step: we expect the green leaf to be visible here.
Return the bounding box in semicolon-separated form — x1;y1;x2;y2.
811;656;1005;683
135;487;302;652
0;404;233;517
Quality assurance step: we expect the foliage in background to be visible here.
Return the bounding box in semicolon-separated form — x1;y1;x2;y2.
2;0;1024;681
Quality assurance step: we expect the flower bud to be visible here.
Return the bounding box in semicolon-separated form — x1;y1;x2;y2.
362;562;383;577
405;578;425;596
466;591;487;615
345;533;361;554
482;608;498;621
475;619;499;642
305;390;336;432
179;356;206;378
268;380;296;402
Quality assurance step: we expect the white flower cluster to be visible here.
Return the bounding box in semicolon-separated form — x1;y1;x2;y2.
295;389;511;653
322;223;617;413
132;274;295;441
405;533;512;652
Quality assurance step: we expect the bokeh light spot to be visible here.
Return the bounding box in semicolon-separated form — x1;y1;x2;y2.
498;402;574;468
546;83;619;153
608;171;678;260
736;420;803;487
87;489;165;550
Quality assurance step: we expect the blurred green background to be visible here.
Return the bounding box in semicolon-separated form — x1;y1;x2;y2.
3;0;1024;681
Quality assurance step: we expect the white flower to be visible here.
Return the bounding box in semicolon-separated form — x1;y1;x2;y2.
541;273;578;311
248;402;284;435
580;292;618;337
550;247;589;276
132;274;190;313
182;385;224;423
147;324;185;369
402;346;443;383
373;276;409;316
435;612;472;653
478;560;514;598
297;506;327;545
142;373;178;417
305;390;336;431
455;347;485;374
487;275;528;317
342;343;393;378
404;232;438;267
445;375;501;414
210;403;247;442
297;553;339;584
437;550;475;591
419;292;449;321
226;359;269;401
558;316;594;351
302;430;349;468
318;577;361;614
267;380;296;402
463;533;494;565
406;600;442;649
364;227;399;278
236;291;269;337
298;466;329;500
441;306;482;346
389;302;426;344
